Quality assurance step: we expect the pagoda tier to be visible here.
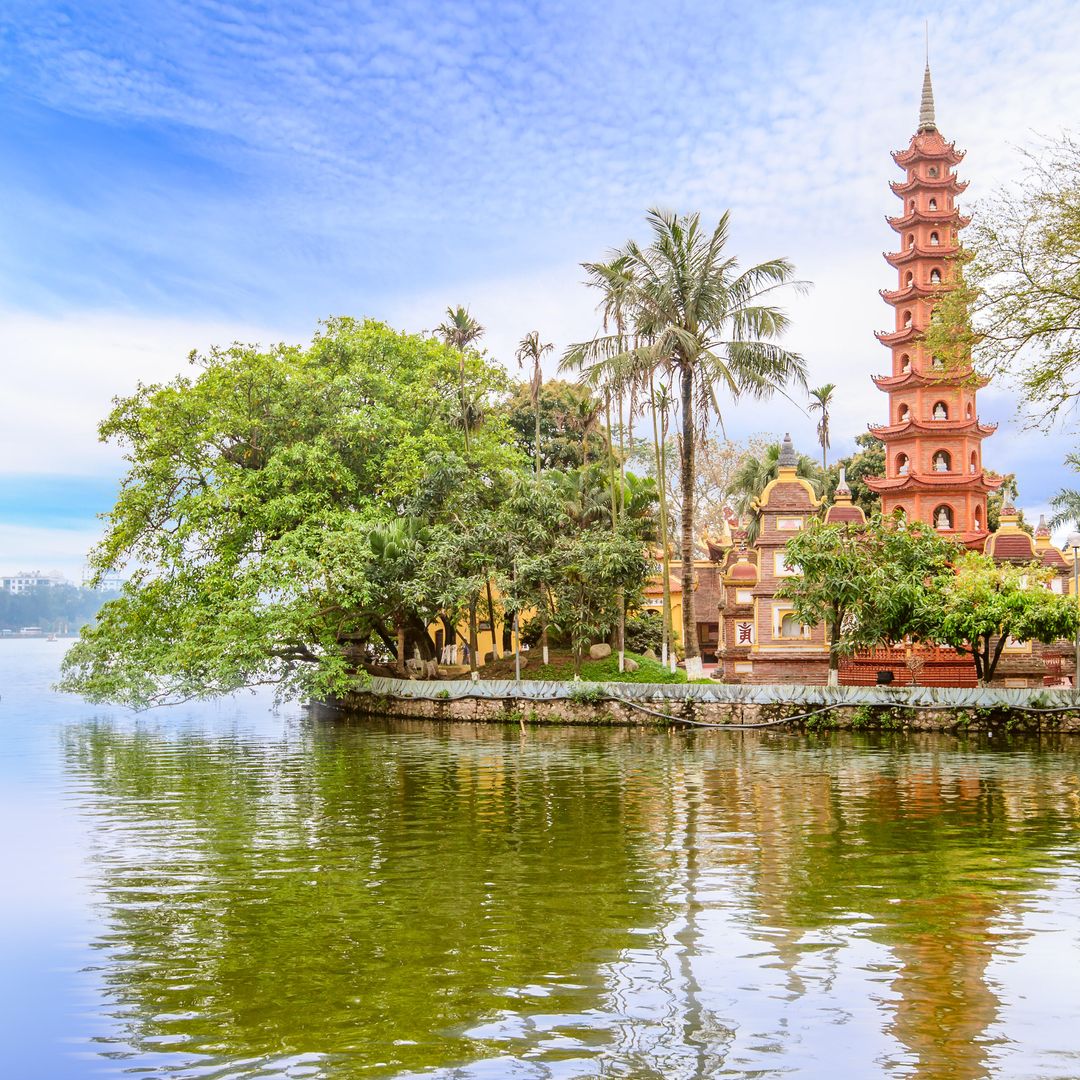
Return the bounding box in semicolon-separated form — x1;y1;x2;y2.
865;472;1003;494
871;368;985;391
869;417;997;439
892;142;965;168
884;242;959;267
889;175;969;196
886;209;971;230
879;282;946;304
869;63;997;545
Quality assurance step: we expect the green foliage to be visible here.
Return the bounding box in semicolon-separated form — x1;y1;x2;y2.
623;610;663;654
506;379;607;472
924;134;1080;429
778;516;961;670
929;552;1080;684
567;684;609;705
60;318;522;706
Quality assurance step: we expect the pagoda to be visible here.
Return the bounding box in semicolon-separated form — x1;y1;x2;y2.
865;63;1001;544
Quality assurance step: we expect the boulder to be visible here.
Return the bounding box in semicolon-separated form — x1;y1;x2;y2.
624;658;639;673
589;643;612;660
642;648;657;661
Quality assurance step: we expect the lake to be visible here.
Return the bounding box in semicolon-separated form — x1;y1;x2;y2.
4;638;1080;1078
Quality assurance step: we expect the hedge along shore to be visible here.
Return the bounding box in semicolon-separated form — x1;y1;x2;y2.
338;678;1080;734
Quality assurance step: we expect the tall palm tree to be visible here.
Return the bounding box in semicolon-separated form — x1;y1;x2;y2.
807;383;836;472
515;331;553;476
567;208;806;678
436;305;484;452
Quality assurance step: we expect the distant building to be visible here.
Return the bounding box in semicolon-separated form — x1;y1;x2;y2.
1;571;68;595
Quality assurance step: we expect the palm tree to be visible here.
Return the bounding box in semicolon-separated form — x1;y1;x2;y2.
807;383;836;471
567;209;806;678
436;305;484;452
515;331;553;476
730;443;823;543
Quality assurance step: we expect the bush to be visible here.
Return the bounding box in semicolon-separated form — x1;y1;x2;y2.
624;610;663;654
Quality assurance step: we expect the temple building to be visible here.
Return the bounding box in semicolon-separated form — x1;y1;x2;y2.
665;62;1074;688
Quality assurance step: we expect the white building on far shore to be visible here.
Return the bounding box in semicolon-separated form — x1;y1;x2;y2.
1;571;69;594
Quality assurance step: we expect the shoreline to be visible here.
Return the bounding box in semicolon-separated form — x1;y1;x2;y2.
339;678;1080;734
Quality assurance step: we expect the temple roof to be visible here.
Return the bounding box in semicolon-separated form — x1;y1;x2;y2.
875;325;922;347
884;242;960;267
880;282;947;305
886;208;970;231
892;133;965;168
871;368;982;391
865;471;1003;494
889;175;968;196
869;417;998;438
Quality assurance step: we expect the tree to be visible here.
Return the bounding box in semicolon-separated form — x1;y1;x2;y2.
515;331;553;477
1050;454;1080;529
921;133;1080;430
826;433;885;516
929;552;1080;685
505;380;607;471
777;516;959;684
366;518;434;675
567;208;806;677
59;318;521;706
436;304;485;452
731;442;823;543
807;383;836;471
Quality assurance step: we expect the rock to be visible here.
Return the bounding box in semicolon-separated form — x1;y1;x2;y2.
624;658;639;673
589;643;612;660
642;648;657;661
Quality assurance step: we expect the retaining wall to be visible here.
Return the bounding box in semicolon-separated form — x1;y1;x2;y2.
338;678;1080;733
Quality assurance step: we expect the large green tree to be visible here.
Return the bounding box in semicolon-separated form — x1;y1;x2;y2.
60;318;520;706
929;553;1079;686
777;516;959;684
567;208;806;677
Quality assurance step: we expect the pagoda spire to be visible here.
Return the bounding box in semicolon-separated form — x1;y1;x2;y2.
918;64;936;132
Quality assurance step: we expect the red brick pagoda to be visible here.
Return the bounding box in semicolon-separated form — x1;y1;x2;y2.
865;63;1001;544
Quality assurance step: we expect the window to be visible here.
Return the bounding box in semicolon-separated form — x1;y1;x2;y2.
974;505;983;531
932;450;951;472
774;552;796;577
970;450;978;474
930;268;942;284
900;353;911;372
905;271;914;287
897;453;910;475
777;517;804;531
931;355;945;370
780;614;808;639
902;309;912;328
933;505;953;531
1050;577;1064;594
966;402;973;419
907;234;915;250
930;231;940;246
932;401;948;420
898;404;910;422
735;589;754;605
928;166;939;178
909;199;916;212
928;197;938;210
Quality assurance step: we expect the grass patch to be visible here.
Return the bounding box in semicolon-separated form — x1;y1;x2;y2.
481;649;687;684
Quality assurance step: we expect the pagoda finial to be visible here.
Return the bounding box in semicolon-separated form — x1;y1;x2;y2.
778;433;797;468
918;29;937;133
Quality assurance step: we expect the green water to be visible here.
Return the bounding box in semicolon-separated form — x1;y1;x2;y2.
6;640;1080;1078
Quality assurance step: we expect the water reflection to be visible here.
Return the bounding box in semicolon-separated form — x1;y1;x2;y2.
61;719;1080;1078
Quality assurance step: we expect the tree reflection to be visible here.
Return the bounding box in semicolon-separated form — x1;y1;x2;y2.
63;719;668;1075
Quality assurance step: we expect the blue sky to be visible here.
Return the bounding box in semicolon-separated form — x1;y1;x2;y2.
2;0;1080;578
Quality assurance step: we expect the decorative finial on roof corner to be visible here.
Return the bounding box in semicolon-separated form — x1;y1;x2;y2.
835;466;852;500
778;432;797;467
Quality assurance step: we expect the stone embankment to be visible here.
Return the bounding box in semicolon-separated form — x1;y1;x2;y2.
339;679;1080;734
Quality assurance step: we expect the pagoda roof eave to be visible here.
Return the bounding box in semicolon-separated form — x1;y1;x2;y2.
865;473;1003;494
892;142;966;168
880;283;947;304
884;243;960;266
887;210;971;231
889;176;970;196
869;419;999;438
872;369;985;391
875;326;921;346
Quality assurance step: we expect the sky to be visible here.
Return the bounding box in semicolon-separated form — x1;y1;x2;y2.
2;0;1079;580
